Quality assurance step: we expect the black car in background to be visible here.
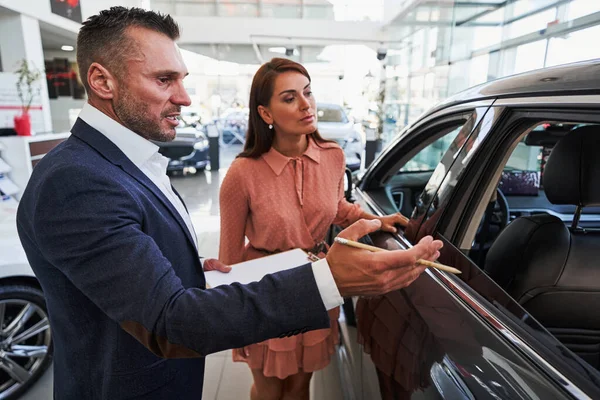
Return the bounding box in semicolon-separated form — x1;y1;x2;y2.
336;59;600;399
154;125;209;175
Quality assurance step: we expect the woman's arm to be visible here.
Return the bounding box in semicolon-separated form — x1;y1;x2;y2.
219;161;249;265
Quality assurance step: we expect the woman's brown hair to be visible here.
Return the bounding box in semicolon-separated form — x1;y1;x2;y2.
239;57;330;158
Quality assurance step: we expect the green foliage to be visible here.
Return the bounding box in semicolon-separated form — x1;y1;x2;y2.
15;59;42;114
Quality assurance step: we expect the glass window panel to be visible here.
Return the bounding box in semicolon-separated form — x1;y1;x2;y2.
506;8;556;40
153;0;217;17
472;26;502;51
218;2;259;17
399;124;464;173
545;25;600;67
469;53;489;88
261;2;301;18
513;39;547;74
567;0;600;20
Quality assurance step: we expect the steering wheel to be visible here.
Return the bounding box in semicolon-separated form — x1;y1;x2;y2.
474;188;510;258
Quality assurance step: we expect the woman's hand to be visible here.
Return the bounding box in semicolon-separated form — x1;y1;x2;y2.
203;258;231;273
234;346;251;359
377;212;409;233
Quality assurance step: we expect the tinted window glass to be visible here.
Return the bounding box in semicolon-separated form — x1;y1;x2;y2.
399;126;461;173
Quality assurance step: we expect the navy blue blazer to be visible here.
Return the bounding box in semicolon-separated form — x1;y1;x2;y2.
16;119;330;399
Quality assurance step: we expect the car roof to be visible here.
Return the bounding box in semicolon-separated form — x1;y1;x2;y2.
433;58;600;112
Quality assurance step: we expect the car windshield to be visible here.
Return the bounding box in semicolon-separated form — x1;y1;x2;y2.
317;106;348;123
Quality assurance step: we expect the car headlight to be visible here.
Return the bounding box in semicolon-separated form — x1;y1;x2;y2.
193;140;208;150
346;129;363;144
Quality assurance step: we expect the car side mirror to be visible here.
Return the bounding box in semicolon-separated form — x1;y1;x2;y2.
344;168;354;202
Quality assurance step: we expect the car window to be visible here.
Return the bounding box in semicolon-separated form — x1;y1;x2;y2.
499;141;542;196
317;107;348;123
382;117;474;219
399;126;462;173
406;106;498;239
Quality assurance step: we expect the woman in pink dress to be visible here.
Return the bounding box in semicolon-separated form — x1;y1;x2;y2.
219;58;408;400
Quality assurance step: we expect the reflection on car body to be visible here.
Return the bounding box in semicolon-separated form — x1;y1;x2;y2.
336;60;600;399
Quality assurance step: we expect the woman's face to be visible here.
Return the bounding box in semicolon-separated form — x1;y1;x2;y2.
262;71;317;137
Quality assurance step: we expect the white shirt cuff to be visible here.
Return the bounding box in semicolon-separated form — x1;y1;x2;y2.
199;257;205;269
311;258;344;310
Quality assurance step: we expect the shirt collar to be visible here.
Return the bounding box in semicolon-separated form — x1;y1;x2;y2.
262;135;322;176
78;102;159;168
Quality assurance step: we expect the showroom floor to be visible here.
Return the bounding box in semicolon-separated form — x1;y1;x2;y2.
21;144;344;400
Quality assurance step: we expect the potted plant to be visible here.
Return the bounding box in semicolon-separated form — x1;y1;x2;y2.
14;59;42;136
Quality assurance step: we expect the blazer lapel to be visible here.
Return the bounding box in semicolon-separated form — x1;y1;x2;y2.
70;118;198;251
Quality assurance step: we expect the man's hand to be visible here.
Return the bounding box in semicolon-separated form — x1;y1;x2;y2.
203;258;231;273
326;219;443;297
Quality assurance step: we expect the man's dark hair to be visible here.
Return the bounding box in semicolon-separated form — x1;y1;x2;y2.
76;6;180;93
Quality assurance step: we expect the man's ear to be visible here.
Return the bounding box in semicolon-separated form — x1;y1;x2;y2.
87;62;117;100
257;105;273;125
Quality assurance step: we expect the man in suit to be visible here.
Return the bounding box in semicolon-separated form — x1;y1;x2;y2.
16;7;443;399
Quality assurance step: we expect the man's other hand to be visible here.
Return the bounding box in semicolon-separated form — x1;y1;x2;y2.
203;258;231;273
326;219;443;297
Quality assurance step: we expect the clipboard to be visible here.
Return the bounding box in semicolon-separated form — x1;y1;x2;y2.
204;248;315;288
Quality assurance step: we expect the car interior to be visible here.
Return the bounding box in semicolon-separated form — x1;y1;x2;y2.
479;122;600;371
372;119;600;372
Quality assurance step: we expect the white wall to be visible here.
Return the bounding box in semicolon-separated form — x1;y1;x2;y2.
176;16;383;46
49;97;85;133
0;14;52;132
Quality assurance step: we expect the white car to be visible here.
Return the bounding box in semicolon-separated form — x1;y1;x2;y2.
0;198;53;399
316;103;365;170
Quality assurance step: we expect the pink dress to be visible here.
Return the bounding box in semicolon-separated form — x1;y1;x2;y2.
219;136;363;379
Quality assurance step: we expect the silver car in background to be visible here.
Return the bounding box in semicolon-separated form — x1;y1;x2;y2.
317;103;365;170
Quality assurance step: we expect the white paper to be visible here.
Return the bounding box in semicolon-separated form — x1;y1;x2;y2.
0;176;18;196
204;248;310;288
0;158;10;174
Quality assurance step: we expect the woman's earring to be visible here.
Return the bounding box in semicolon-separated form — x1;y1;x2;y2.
268;124;273;130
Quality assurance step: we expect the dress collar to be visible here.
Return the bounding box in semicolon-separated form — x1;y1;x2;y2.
262;135;326;176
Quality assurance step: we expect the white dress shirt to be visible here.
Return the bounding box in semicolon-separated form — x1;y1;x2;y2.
77;103;343;310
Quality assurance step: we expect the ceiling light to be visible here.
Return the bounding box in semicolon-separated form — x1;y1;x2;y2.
61;45;74;51
268;47;286;54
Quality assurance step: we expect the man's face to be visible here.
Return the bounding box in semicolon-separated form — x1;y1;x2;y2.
113;27;191;142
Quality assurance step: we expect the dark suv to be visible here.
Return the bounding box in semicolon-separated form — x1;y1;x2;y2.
338;59;600;399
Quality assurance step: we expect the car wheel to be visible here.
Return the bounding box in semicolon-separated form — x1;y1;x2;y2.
0;284;52;400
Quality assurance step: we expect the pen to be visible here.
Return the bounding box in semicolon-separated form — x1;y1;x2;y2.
334;237;461;275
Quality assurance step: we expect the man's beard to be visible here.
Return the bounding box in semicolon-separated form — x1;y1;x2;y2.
113;90;178;142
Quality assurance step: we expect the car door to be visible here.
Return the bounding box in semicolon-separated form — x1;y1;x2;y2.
341;102;578;399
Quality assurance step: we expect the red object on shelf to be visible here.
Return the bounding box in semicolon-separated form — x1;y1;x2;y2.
14;112;31;136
